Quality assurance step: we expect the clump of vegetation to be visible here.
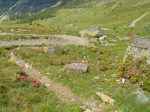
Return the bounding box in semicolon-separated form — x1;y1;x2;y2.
0;85;8;106
12;8;58;23
118;56;150;91
0;49;82;112
91;47;118;73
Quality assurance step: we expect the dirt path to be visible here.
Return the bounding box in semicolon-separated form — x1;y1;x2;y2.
0;32;10;36
1;32;111;111
0;34;89;47
0;33;109;111
111;0;120;10
129;12;150;28
12;55;107;112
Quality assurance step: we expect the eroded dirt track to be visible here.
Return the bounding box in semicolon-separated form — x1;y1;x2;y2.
0;34;89;47
1;33;110;112
129;12;150;28
13;55;107;112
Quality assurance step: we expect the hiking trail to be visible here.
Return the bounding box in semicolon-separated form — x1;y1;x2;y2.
0;34;89;47
11;55;108;112
129;12;150;28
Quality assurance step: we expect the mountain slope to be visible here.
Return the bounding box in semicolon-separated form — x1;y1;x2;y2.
0;0;115;13
0;0;65;23
0;0;115;23
0;0;62;13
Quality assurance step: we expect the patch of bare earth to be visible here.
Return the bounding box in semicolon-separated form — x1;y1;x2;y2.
0;34;89;47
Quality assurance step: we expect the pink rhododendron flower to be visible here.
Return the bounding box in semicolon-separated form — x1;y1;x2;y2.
133;65;138;71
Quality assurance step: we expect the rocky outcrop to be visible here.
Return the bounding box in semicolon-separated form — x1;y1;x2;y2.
79;27;116;46
79;27;103;38
124;38;150;64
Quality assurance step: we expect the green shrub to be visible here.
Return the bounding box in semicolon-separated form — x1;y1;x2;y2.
118;56;150;91
0;85;8;105
0;93;8;105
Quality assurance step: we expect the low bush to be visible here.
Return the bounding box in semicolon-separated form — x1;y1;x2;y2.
118;56;150;91
0;85;8;105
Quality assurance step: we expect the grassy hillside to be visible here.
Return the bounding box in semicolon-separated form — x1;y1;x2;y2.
0;48;82;112
34;0;150;37
3;0;150;37
0;0;150;112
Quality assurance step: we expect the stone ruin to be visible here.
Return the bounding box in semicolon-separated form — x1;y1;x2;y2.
124;38;150;64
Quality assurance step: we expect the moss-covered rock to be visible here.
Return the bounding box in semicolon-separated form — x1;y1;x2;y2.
124;38;150;64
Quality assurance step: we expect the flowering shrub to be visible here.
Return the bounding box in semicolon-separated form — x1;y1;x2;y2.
32;80;41;88
16;75;31;81
16;71;41;88
16;71;31;81
118;56;150;91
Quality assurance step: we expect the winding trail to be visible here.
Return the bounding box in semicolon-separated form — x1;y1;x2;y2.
1;33;110;111
111;0;120;10
11;55;107;112
129;12;150;28
0;34;89;47
1;33;111;111
15;55;79;103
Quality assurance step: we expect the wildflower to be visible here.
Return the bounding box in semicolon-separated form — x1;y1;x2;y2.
141;73;147;78
133;65;138;71
32;80;41;88
128;71;133;77
16;75;31;81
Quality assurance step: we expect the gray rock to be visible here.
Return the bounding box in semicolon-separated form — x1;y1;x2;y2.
64;63;89;73
136;92;149;104
84;109;92;112
96;92;115;104
124;38;150;64
67;24;75;28
131;38;150;49
99;35;108;44
44;46;60;54
119;36;130;41
79;26;103;38
7;52;15;60
99;35;116;46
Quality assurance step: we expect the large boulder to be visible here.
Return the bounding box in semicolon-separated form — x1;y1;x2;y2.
64;63;89;73
79;27;103;38
124;38;150;64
